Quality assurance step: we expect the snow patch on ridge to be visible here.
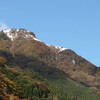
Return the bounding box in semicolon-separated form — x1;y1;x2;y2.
54;46;67;52
3;29;14;41
26;34;41;42
47;45;67;52
3;29;11;33
33;37;41;42
72;59;76;65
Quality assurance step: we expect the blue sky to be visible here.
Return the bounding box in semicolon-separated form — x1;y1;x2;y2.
0;0;100;66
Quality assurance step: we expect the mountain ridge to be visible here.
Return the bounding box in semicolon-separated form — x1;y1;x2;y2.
1;28;78;54
0;28;100;100
0;28;98;75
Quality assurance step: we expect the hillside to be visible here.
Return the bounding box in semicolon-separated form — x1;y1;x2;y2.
0;28;100;100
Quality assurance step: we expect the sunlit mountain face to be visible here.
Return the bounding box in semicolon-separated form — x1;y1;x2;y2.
0;28;100;100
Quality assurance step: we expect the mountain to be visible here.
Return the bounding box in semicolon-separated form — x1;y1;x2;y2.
0;28;100;100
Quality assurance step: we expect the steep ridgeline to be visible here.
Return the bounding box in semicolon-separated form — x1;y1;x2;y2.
0;28;100;100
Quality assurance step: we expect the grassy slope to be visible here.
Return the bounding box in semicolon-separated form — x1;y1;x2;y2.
44;69;100;100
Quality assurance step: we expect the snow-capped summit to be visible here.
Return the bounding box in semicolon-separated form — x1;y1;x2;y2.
2;28;40;42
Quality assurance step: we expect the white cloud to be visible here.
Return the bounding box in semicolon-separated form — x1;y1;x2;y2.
0;23;9;31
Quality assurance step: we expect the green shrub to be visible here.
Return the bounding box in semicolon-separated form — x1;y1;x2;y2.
0;32;9;40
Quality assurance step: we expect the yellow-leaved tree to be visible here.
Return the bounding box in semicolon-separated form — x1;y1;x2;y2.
0;57;6;67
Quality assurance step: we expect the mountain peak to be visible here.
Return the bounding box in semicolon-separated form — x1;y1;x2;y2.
2;28;40;42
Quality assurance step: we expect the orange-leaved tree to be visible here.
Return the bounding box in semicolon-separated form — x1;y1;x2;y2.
0;57;6;67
